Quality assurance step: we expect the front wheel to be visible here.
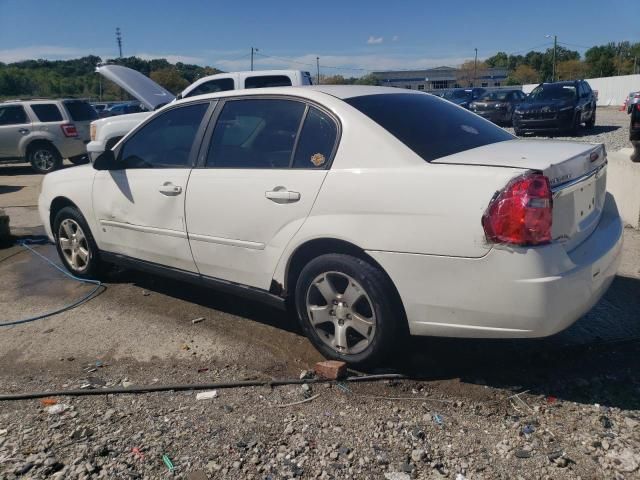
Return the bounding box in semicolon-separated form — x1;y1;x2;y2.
29;145;62;174
586;110;596;129
295;253;404;368
53;206;102;279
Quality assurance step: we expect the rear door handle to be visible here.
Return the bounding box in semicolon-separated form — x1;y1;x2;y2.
265;189;301;203
159;182;182;196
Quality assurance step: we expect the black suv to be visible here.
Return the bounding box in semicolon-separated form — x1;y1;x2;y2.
512;80;596;135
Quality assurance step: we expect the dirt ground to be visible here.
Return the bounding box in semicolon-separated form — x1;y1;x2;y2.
1;114;639;479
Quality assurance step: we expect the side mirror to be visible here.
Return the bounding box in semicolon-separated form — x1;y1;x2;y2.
93;149;118;171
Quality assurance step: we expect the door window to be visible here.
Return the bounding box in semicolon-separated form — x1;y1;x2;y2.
31;104;64;122
292;107;338;169
244;75;293;89
0;105;28;125
206;99;305;168
119;102;209;169
186;78;235;97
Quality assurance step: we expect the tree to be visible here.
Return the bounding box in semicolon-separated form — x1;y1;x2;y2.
354;73;379;85
150;67;189;93
485;51;509;68
456;60;487;87
508;64;539;85
557;60;587;80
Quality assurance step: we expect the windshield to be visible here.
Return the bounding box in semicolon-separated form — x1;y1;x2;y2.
529;84;576;102
478;91;510;101
345;93;513;162
444;90;470;100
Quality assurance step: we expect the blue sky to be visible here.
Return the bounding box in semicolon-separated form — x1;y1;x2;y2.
0;0;638;76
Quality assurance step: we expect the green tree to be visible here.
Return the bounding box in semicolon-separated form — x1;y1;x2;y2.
150;67;189;93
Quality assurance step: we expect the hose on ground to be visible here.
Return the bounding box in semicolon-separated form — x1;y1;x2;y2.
0;373;408;401
0;239;103;327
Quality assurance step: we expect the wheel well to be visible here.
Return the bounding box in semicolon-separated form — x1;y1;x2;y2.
26;140;60;159
49;197;78;233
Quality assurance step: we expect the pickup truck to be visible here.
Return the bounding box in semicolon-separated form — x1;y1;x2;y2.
87;65;313;161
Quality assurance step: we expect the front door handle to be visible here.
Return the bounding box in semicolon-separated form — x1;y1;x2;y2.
159;182;182;196
18;129;29;135
265;188;301;203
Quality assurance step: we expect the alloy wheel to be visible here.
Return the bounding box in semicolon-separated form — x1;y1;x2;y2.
33;149;55;172
306;271;377;355
58;219;90;272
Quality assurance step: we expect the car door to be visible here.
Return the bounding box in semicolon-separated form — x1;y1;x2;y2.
92;101;213;271
0;105;31;158
185;97;339;289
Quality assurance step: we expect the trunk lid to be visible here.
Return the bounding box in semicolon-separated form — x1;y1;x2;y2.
434;139;608;252
96;65;175;111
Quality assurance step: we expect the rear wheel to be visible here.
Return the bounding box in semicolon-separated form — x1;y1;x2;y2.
295;253;403;368
586;109;596;129
29;144;62;174
53;206;102;279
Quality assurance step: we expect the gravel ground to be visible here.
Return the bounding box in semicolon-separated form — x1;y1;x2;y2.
504;106;632;153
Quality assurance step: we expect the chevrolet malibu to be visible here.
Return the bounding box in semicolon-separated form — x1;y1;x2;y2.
38;86;623;367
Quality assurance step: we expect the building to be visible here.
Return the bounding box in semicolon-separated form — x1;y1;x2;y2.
372;66;510;90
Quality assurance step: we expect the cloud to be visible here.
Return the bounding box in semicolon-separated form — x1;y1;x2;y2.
367;36;384;45
133;52;206;65
0;45;95;63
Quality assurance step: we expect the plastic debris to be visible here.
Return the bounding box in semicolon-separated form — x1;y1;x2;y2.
45;404;70;415
162;454;175;471
433;413;444;425
196;390;218;401
191;317;205;325
40;397;58;407
132;447;144;460
522;424;536;435
455;474;467;480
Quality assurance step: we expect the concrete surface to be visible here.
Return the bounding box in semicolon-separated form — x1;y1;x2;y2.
608;148;640;229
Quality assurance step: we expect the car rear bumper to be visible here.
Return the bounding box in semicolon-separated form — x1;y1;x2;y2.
368;193;623;338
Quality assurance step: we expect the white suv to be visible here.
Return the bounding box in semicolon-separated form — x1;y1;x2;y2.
87;65;313;161
0;99;96;173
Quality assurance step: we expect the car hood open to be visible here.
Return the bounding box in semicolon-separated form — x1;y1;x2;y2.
96;65;175;111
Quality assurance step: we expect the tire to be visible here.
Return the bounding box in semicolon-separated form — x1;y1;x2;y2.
69;155;89;165
53;206;102;279
28;144;62;174
294;253;404;368
586;109;596;129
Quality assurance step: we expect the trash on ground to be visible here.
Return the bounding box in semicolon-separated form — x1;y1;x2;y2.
196;390;218;401
314;360;347;380
433;413;444;425
197;367;209;373
546;395;558;404
522;424;536;435
191;317;205;325
162;454;175;471
40;397;58;407
384;472;411;480
45;404;70;415
132;447;144;460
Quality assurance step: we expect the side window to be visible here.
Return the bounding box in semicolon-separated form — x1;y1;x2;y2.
206;99;305;169
186;78;235;98
30;104;63;122
0;105;28;125
119;102;209;169
244;75;293;89
292;107;338;169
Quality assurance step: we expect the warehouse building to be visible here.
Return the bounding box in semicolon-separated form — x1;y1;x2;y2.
372;66;509;90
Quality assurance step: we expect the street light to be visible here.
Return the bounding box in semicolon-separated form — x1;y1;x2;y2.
545;34;557;82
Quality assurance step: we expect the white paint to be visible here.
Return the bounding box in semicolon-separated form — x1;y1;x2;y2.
606;148;640;228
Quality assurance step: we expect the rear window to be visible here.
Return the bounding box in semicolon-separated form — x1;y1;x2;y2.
63;101;98;121
30;104;63;122
345;93;513;162
186;78;235;97
244;75;292;89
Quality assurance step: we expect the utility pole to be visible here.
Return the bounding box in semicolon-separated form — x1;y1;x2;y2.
473;48;478;87
634;56;638;75
316;57;320;84
116;27;123;58
552;35;557;81
251;47;258;71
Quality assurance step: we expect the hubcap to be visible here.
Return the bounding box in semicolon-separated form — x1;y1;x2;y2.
58;219;90;272
33;149;54;171
306;272;376;355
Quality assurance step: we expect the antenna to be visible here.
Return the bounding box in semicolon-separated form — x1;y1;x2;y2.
116;27;123;58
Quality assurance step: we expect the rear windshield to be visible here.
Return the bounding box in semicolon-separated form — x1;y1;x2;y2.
63;101;98;121
31;104;63;122
345;93;513;162
244;75;292;89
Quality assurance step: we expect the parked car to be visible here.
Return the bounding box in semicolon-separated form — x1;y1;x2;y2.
91;103;109;114
103;102;146;117
469;89;527;126
512;80;596;136
631;102;640;162
0;99;96;173
625;91;640;114
443;88;486;109
39;86;622;366
87;65;314;161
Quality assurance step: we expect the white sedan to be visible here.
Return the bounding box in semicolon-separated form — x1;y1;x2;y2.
38;86;623;367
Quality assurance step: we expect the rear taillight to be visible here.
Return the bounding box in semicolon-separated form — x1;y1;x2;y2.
636;104;640;112
482;173;553;246
61;123;78;137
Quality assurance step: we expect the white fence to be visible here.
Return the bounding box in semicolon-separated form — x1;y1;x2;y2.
523;74;640;107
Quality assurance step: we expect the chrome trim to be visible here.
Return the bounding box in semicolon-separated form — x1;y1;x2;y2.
100;220;187;238
188;233;265;250
552;161;607;198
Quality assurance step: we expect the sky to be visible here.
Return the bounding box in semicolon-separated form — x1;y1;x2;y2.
0;0;639;76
